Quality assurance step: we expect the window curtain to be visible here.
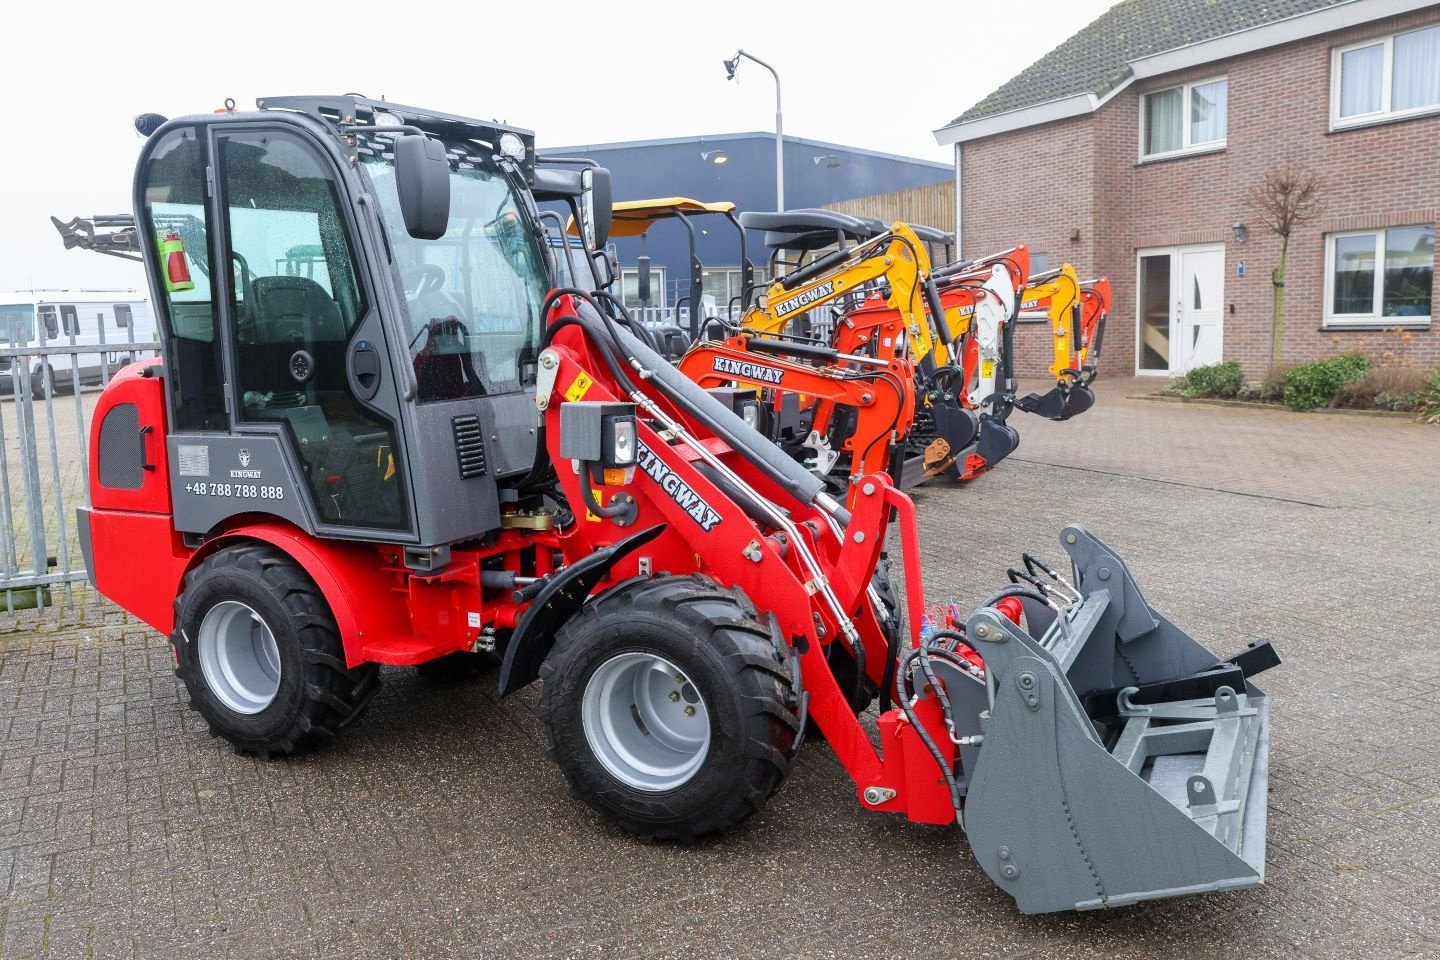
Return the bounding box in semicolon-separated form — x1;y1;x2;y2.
1393;27;1440;111
1190;80;1228;144
1340;44;1384;116
1144;88;1183;154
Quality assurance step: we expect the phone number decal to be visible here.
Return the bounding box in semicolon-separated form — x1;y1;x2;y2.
183;482;285;500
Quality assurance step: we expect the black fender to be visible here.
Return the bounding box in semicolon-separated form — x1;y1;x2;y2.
497;523;666;696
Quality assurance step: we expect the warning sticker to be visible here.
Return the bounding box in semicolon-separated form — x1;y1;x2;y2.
177;444;210;477
564;372;594;402
981;359;996;380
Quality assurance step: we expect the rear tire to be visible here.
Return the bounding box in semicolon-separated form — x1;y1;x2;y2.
537;574;799;841
29;365;53;401
171;543;380;758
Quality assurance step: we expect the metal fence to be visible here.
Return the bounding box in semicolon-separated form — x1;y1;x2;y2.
0;320;160;613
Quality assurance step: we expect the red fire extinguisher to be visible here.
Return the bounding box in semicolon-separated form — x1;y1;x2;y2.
156;232;194;293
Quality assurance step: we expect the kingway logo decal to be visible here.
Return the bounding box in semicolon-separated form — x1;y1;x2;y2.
637;441;722;531
230;448;262;480
712;355;785;385
773;280;834;318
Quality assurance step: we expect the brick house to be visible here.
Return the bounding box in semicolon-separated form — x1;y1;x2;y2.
934;0;1440;379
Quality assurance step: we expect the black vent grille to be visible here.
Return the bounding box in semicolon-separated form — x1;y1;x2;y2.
452;415;488;479
98;403;144;490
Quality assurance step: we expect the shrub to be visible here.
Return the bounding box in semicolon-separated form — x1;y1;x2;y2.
1258;367;1287;403
1331;366;1431;411
1420;369;1440;424
1182;361;1245;398
1282;353;1371;411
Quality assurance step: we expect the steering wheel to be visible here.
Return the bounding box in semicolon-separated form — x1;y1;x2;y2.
417;263;446;296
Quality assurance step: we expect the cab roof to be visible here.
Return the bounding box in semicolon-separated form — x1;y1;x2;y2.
568;198;737;238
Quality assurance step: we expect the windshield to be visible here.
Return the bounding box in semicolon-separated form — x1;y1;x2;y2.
364;148;548;402
0;304;34;343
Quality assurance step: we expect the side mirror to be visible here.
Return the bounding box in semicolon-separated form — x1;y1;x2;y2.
394;134;451;240
636;254;652;303
580;167;613;250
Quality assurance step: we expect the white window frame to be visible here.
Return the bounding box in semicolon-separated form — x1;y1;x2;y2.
1331;26;1440;129
1323;226;1434;327
1138;76;1228;161
620;266;667;310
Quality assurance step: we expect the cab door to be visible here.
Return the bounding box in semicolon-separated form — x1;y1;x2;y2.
212;126;413;537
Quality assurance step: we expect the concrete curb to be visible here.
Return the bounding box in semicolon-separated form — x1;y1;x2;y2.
1128;393;1422;421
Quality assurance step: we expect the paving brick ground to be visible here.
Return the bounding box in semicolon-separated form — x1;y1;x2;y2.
1;380;1438;959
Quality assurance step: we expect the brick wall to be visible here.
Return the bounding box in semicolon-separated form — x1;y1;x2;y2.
961;115;1097;376
961;7;1440;379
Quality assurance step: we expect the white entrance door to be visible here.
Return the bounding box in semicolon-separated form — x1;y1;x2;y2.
1135;245;1225;374
1176;247;1224;371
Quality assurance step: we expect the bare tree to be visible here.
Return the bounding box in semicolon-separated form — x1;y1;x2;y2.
1246;165;1323;368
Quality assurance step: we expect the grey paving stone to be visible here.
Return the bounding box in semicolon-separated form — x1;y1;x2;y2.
1;381;1438;958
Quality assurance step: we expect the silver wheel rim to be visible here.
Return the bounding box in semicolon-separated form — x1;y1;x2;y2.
581;652;710;792
197;600;282;715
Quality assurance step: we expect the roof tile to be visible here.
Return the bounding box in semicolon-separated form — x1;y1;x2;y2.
949;0;1350;125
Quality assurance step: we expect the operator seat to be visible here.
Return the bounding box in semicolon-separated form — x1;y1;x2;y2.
250;275;347;343
241;276;348;401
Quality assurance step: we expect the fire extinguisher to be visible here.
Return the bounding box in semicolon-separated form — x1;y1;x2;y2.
156;232;194;293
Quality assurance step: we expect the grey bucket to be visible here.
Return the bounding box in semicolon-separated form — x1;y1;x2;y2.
957;525;1273;914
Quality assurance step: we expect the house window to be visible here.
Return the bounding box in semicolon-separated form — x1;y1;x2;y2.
701;267;767;316
1325;226;1434;325
1333;25;1440;127
620;267;667;310
1141;78;1227;158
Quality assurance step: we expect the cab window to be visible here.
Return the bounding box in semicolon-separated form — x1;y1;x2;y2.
218;128;406;530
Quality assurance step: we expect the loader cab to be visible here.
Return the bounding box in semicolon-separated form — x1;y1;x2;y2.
130;98;558;550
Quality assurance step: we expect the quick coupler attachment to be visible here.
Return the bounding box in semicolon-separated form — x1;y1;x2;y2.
958;525;1277;914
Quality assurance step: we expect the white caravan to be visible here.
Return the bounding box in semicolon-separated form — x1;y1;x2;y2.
0;291;156;396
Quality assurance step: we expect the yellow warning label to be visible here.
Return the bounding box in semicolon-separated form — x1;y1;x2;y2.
565;372;594;402
981;359;996;380
585;489;603;522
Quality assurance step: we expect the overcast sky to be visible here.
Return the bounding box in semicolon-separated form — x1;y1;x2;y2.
1;0;1114;293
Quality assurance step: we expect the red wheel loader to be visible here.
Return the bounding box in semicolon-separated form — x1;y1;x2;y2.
63;95;1279;914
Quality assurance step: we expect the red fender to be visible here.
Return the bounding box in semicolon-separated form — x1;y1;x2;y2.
191;520;409;668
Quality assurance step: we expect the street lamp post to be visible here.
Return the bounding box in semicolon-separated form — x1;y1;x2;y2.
723;49;783;211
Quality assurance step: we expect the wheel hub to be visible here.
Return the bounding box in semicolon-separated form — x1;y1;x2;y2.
582;652;710;792
197;600;282;715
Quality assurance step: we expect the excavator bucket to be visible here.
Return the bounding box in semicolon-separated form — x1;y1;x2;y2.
1015;380;1095;420
959;526;1275;914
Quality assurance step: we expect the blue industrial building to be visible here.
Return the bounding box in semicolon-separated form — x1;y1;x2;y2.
539;132;949;311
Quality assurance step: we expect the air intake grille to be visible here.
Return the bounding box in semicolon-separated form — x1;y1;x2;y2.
98;403;144;490
452;415;488;479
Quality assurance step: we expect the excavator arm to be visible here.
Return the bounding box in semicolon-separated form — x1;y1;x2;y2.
743;224;937;363
1018;264;1084;381
678;335;914;502
50;214;144;262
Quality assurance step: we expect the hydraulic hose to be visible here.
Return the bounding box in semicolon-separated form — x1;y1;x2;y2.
897;647;964;826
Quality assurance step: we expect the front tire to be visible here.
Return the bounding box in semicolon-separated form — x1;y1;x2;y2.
537;575;799;841
172;543;380;757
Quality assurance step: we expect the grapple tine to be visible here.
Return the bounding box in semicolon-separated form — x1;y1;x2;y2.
957;525;1275;914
